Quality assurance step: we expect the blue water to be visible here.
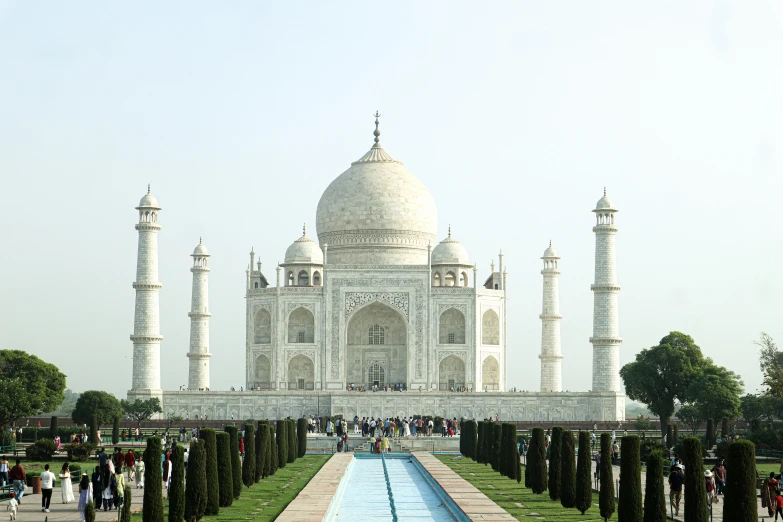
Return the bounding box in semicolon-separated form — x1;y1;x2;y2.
327;455;458;521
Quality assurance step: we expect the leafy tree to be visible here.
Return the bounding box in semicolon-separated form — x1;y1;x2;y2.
287;419;296;463
297;417;308;458
756;332;783;397
0;350;67;428
722;440;757;521
643;450;666;522
168;444;186;522
618;436;642;522
673;425;679;447
548;426;563;501
620;332;705;435
200;429;219;515
634;415;655;438
599;433;616;521
215;432;233;507
705;419;714;449
73;390;123;426
482;422;494;466
721;417;729;439
666;424;673;449
467;420;478;460
242;423;256;487
575;431;593;515
184;439;207;522
121;398;163;431
276;420;287;469
166;413;184;430
223;426;242;499
50;388;80;416
682;437;708;522
686;363;743;421
143;436;164;522
740;393;771;424
529;427;548;494
676;404;705;435
560;430;576;509
501;424;518;480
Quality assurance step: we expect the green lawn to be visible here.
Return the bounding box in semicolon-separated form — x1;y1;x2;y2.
436;455;614;521
132;454;330;521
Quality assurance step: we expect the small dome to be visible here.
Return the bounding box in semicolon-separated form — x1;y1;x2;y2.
137;184;160;209
284;227;324;264
192;238;209;256
542;241;559;259
594;188;617;211
432;227;470;265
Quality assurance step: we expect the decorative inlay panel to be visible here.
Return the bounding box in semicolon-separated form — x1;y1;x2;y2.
438;350;467;363
286;302;315;315
437;303;467;316
345;292;409;319
251;302;273;314
286;349;316;363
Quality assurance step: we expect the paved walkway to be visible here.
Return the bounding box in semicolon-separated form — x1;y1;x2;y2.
414;452;516;521
11;472;144;521
277;453;351;521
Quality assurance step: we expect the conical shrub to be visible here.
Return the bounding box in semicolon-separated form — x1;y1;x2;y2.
90;414;98;446
120;485;132;522
469;420;478;460
50;416;58;438
682;436;708;522
215;432;233;507
722;440;757;522
705;419;714;449
287;419;296;463
143;436;163;522
476;421;485;463
599;433;616;521
548;426;564;501
168;445;186;522
184;439;207;522
254;421;265;483
618;435;642;522
242;423;256;488
297;418;308;458
721;417;729;439
491;424;502;472
643;450;666;522
529;427;548;494
200;428;219;515
276;420;288;469
223;426;242;499
560;430;576;509
483;422;494;466
85;499;96;522
113;415;121;445
269;429;278;476
575;431;593;515
673;425;679;448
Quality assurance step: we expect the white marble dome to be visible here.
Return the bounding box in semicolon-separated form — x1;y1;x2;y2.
138;185;160;209
192;239;209;256
542;242;559;259
432;229;470;265
594;189;617;211
316;134;438;265
285;228;324;264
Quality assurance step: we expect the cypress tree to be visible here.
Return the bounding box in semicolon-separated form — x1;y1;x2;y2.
476;421;485;463
491;423;502;472
705;419;714;449
721;417;729;439
50;416;58;438
200;429;219;515
169;445;185;522
242;423;256;488
529;427;548;494
287;419;296;463
224;426;242;499
548;426;564;501
120;485;133;522
184;439;207;522
113;415;121;445
666;424;673;449
269;429;278;476
297;417;308;458
722;440;757;522
90;414;98;445
276;420;288;469
560;430;576;509
470;421;479;460
618;435;642;522
599;433;616;522
499;424;509;477
682;436;708;522
673;425;679;448
643;450;666;522
215;432;233;507
85;499;96;522
575;431;593;515
254;421;264;483
258;424;270;478
483;422;494;466
143;436;164;522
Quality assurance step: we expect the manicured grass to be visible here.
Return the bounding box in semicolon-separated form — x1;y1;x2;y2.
436;455;614;521
132;454;330;521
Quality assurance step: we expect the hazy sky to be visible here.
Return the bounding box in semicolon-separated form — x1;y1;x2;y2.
1;1;780;400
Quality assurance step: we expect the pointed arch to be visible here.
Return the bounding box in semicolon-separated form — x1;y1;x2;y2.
482;355;499;390
482;309;500;345
439;308;465;344
433;272;442;287
288;307;315;343
439;355;465;390
288;354;314;390
297;270;309;286
253;308;272;344
254;354;271;389
312;271;321;286
445;271;456;287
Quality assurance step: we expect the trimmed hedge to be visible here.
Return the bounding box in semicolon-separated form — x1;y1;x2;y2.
476;421;485;464
201;428;220;515
529;427;548;494
269;428;279;476
673;425;679;448
491;424;502;472
90;414;98;445
721;417;729;439
142;436;164;522
599;433;616;521
242;423;256;488
215;432;233;507
466;420;478;460
618;435;642;522
297;417;308;458
560;430;576;509
224;426;242;499
113;416;121;445
705;419;714;449
254;421;264;483
168;444;186;522
120;485;132;522
643;450;666;522
548;426;563;501
722;440;757;521
276;420;288;469
185;439;207;522
666;424;673;449
85;498;96;522
258;424;270;478
287;419;296;463
575;431;593;515
482;422;494;466
682;436;708;522
50;416;58;438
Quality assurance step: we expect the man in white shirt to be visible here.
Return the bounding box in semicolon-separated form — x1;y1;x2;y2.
39;464;56;513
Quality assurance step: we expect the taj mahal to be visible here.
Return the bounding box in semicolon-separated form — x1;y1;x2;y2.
127;114;625;422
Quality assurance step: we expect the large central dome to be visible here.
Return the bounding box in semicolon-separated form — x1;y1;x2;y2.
316;116;438;265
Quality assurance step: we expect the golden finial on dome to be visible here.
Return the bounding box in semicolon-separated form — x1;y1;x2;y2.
373;110;381;145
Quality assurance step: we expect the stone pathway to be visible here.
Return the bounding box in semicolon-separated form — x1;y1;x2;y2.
276;453;351;521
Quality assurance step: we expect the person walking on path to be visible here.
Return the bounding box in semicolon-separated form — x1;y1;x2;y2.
134;454;145;489
8;459;25;504
668;464;685;517
0;458;8;488
114;466;126;510
78;473;92;522
40;464;56;512
125;450;136;482
712;459;726;495
60;462;75;503
763;472;779;518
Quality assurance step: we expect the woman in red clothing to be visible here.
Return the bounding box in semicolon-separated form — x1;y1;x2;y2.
239;437;245;457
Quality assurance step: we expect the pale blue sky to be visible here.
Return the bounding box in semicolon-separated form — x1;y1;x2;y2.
1;1;780;399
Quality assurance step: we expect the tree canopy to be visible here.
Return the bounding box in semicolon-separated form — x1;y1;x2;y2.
676;404;705;435
686;363;743;421
121;398;163;428
0;350;66;428
72;390;123;426
756;332;783;398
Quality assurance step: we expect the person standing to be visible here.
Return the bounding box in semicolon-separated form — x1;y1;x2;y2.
40;464;56;513
668;464;685;517
354;415;359;434
8;459;25;504
712;459;726;495
763;472;779;518
327;418;334;437
0;457;8;487
78;473;92;522
134;455;145;489
114;466;126;510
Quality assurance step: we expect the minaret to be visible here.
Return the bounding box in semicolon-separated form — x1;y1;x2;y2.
130;185;163;392
188;238;211;390
539;241;563;392
590;188;622;392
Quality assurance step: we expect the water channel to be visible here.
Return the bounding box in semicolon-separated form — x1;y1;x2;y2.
326;453;463;522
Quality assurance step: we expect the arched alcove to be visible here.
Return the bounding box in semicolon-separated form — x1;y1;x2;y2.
253;308;271;344
482;309;500;345
288;354;314;390
297;270;309;286
439;308;466;344
439;355;465;391
288;307;315;343
254;354;271;390
346;301;407;388
313;271;321;286
482;355;499;391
